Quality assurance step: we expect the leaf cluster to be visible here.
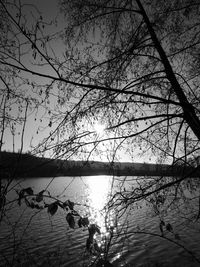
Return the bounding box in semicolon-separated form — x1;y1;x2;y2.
16;186;104;255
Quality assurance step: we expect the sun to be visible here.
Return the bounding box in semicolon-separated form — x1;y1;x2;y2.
93;122;105;135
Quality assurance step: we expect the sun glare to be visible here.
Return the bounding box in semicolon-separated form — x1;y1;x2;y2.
93;122;105;135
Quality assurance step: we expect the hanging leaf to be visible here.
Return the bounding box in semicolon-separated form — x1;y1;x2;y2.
34;204;41;210
18;190;25;206
78;217;82;228
36;190;45;203
78;217;89;228
47;202;58;216
25;198;42;210
62;200;68;209
166;223;173;233
24;187;34;195
160;220;165;226
67;200;74;210
88;224;101;239
71;210;80;216
82;217;89;227
29;202;35;209
66;213;75;229
24;198;31;207
63;199;74;210
35;194;43;203
25;199;34;209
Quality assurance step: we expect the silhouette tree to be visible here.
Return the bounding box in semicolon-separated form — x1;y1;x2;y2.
58;0;200;241
57;0;200;162
1;0;200;265
1;0;200;164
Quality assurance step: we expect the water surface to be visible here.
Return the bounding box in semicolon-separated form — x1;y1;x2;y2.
0;176;200;266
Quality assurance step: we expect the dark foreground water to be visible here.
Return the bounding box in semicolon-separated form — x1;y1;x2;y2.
0;176;200;267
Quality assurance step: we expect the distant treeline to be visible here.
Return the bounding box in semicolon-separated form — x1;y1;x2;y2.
0;151;197;178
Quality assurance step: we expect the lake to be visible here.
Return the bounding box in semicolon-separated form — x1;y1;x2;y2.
0;176;200;267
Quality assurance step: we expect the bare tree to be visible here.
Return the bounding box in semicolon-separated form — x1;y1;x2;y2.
1;0;200;163
56;0;200;161
1;0;200;265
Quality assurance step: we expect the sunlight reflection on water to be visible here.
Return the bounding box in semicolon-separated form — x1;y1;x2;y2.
86;176;117;249
1;176;200;266
87;176;111;228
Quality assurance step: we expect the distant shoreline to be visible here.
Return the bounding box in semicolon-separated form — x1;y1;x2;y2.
0;151;197;178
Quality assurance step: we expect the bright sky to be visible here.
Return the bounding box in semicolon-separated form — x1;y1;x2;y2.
1;0;158;163
2;0;63;152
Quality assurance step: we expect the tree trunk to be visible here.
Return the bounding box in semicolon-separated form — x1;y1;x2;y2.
136;0;200;141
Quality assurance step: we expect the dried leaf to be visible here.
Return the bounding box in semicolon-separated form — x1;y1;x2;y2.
18;190;25;206
24;187;34;195
78;217;82;228
25;200;35;209
47;202;58;216
166;223;173;233
160;220;165;226
66;213;75;229
34;204;41;210
24;198;31;207
63;201;68;209
36;190;44;203
82;217;89;227
67;200;74;210
78;217;89;228
89;224;101;238
63;200;74;210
